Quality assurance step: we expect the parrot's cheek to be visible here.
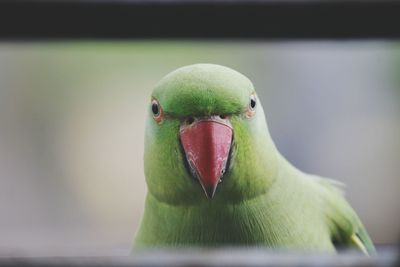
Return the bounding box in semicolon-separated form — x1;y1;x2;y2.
180;116;232;199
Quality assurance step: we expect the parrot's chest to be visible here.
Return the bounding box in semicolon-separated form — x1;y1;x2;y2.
135;195;334;251
173;209;330;249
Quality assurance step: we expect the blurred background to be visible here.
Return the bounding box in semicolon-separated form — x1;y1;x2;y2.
0;41;399;256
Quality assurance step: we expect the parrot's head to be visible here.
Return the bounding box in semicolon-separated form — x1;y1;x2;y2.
144;64;279;205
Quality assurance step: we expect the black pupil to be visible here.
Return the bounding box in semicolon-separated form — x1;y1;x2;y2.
152;103;159;115
250;98;256;109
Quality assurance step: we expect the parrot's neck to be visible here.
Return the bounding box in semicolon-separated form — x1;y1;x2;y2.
134;192;267;247
134;159;300;248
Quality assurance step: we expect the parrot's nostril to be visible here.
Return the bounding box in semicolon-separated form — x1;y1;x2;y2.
219;115;227;120
186;117;195;125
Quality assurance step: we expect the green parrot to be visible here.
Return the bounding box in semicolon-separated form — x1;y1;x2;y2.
134;64;375;254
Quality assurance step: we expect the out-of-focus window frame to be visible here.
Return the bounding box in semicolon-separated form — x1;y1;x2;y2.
0;0;399;40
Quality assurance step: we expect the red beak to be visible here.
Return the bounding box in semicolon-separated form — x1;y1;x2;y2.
180;116;233;199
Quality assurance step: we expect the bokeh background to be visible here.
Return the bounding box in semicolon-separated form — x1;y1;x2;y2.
0;41;399;256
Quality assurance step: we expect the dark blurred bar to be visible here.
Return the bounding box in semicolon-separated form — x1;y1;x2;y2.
0;248;398;267
0;0;400;40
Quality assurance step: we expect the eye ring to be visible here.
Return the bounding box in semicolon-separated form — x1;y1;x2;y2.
246;93;257;118
151;98;164;123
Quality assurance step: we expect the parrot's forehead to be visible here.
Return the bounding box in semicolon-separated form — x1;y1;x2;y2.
152;64;255;117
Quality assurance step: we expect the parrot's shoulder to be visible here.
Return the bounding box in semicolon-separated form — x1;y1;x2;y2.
307;174;375;255
309;175;345;196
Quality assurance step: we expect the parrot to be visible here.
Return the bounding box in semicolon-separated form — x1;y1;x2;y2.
134;63;375;254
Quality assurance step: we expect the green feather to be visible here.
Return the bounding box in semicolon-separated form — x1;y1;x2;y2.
134;64;375;254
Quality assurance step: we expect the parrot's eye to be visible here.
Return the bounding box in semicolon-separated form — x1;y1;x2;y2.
151;98;164;123
250;95;256;110
246;94;257;118
152;102;159;116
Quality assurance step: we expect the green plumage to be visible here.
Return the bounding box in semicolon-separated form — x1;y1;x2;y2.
134;64;375;254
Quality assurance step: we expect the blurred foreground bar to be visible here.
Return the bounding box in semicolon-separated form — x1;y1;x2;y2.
0;0;400;39
0;248;398;267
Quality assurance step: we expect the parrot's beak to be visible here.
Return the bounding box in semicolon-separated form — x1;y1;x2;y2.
180;116;232;199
